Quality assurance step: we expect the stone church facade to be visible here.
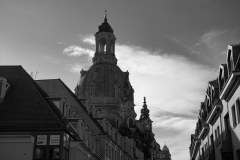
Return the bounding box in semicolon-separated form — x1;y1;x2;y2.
74;15;163;160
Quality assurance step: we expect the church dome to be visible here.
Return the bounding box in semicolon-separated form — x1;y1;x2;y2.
75;63;134;104
75;13;134;104
97;14;113;33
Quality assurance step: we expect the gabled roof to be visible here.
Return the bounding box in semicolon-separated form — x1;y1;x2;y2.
0;66;67;131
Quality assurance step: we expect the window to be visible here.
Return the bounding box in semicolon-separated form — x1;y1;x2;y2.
232;105;237;127
224;114;230;134
62;102;66;118
236;99;240;123
237;149;240;160
0;77;10;101
49;148;60;160
0;80;3;93
227;50;232;76
215;129;217;141
72;111;76;118
202;147;204;157
90;82;96;96
35;148;46;160
128;118;134;128
63;148;69;160
215;126;220;146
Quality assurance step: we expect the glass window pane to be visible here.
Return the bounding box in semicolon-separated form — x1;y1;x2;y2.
0;81;3;93
49;148;60;160
35;148;46;160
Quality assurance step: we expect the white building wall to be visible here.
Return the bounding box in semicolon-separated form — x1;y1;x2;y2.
212;118;223;160
227;85;240;160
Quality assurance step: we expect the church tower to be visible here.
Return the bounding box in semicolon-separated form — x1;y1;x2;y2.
75;12;136;126
93;12;117;65
74;13;163;160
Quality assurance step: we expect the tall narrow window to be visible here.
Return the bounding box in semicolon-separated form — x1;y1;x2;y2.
237;149;240;160
224;114;230;134
0;80;3;94
227;50;232;76
236;99;240;123
202;147;205;158
62;102;66;118
0;77;10;101
217;126;220;144
104;44;106;53
232;105;237;127
215;129;218;145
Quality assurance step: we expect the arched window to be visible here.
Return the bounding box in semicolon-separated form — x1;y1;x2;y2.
99;38;107;53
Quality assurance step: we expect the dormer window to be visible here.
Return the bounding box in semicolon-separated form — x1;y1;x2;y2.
0;77;10;102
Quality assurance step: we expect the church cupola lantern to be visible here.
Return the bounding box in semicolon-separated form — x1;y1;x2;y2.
93;11;117;65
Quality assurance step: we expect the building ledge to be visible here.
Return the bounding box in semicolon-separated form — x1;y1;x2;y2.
206;103;222;125
220;71;240;101
191;139;200;160
197;123;209;140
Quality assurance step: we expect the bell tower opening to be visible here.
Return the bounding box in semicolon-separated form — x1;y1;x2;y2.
98;38;107;53
93;11;117;64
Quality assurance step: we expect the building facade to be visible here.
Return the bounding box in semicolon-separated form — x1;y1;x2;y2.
189;44;240;160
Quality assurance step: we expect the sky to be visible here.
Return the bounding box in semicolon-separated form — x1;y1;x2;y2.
1;0;240;159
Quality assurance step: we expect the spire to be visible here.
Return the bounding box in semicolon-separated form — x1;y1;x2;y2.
104;10;107;22
140;97;149;119
144;96;146;105
96;10;113;33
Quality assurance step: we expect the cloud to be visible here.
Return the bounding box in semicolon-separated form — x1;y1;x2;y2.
153;109;197;120
189;29;240;67
68;63;85;73
82;35;95;45
63;35;217;160
195;29;228;50
63;45;94;57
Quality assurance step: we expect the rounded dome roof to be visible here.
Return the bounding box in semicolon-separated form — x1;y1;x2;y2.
97;17;113;33
76;63;133;103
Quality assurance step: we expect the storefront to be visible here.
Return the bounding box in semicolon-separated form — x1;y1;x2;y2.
33;132;70;160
